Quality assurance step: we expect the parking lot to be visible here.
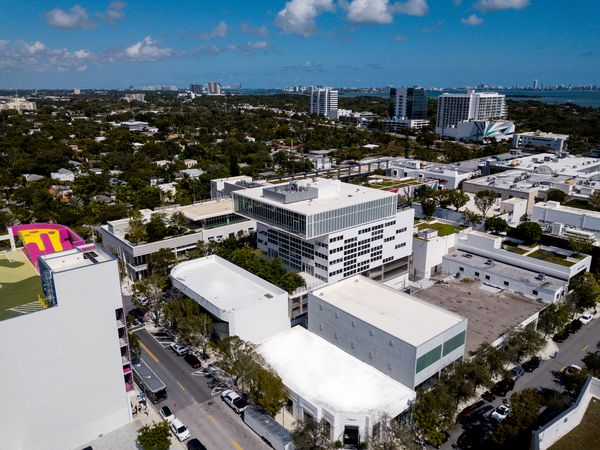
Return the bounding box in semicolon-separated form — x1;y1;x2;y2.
438;311;600;449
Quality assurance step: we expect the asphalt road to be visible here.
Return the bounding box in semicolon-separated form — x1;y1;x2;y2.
135;329;270;450
439;316;600;450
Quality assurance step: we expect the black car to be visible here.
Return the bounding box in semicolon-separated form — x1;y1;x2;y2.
523;356;541;372
491;378;515;397
457;400;486;422
457;426;488;449
482;391;495;402
184;353;202;369
567;319;582;334
552;329;569;343
187;438;208;450
471;405;494;422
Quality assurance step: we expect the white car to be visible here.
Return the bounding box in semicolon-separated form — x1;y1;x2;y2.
159;405;174;422
170;342;188;356
579;314;593;325
221;389;248;414
490;404;510;422
170;418;190;441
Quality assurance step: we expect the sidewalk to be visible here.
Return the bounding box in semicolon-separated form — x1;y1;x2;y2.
75;390;186;450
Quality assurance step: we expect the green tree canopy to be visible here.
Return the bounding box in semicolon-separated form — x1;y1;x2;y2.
474;190;499;217
137;422;171;450
515;221;543;245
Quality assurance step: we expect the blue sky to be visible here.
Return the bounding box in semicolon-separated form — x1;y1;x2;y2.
0;0;598;88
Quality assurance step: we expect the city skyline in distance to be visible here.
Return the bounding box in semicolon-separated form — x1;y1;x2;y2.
0;0;598;89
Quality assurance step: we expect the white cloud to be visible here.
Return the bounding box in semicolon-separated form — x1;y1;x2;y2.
390;0;429;16
0;39;9;48
24;41;46;54
97;1;127;25
45;5;96;29
453;0;463;5
240;22;270;37
391;34;408;41
342;0;393;23
275;0;335;36
124;36;173;61
475;0;529;11
198;21;229;40
461;13;484;25
340;0;428;23
0;40;93;72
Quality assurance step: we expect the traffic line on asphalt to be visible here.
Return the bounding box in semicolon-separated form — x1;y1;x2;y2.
230;440;243;450
207;414;221;428
140;341;160;364
583;344;589;352
176;380;186;391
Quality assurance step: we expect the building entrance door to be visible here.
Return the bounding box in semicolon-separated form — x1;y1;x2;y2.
343;426;359;447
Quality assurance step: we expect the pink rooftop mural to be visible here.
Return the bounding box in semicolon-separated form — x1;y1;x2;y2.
9;224;85;270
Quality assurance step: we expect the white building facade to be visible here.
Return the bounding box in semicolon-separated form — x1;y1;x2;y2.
532;201;600;242
310;88;339;119
308;276;468;389
171;255;290;343
388;158;479;189
0;245;132;450
436;91;507;135
233;178;413;286
512;131;569;153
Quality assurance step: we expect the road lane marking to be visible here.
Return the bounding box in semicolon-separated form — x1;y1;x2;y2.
176;380;186;391
583;344;589;352
140;341;159;363
231;440;243;450
207;414;221;428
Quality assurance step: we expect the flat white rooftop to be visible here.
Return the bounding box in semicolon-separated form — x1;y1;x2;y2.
234;178;396;215
515;131;569;139
311;275;465;347
259;326;415;416
170;255;286;312
40;245;113;272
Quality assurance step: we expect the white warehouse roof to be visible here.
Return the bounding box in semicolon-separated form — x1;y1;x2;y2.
171;255;286;313
259;326;415;416
311;275;465;347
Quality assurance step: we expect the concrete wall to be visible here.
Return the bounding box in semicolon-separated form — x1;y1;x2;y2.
532;376;600;450
412;232;459;280
0;258;131;450
463;181;537;213
532;202;600;233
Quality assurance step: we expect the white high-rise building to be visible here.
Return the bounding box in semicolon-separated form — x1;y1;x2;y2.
310;87;339;119
0;242;132;450
232;178;414;286
436;91;507;135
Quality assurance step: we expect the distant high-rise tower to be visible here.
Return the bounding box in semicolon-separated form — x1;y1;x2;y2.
190;83;203;94
207;82;221;96
389;87;428;120
310;87;339;119
435;90;507;135
533;79;539;90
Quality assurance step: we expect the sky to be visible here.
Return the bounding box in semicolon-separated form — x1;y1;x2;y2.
0;0;599;89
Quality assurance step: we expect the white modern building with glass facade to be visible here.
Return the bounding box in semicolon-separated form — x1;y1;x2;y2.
310;88;339;119
232;178;414;286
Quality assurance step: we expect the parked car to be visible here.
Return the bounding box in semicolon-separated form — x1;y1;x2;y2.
184;353;202;369
170;342;188;356
482;391;495;402
567;319;583;334
170;418;191;441
187;438;208;450
579;314;593;325
471;405;494;421
457;400;486;422
221;389;248;414
490;404;511;422
511;365;525;380
491;378;515;397
552;329;569;343
563;365;582;377
159;405;174;423
523;356;541;373
457;426;488;449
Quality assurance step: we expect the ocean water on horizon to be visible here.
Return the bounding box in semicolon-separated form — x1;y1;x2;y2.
238;88;600;109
